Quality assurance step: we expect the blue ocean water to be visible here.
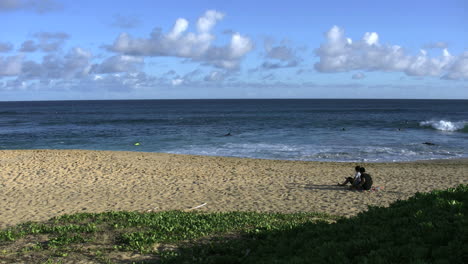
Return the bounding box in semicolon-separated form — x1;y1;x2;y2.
0;99;467;162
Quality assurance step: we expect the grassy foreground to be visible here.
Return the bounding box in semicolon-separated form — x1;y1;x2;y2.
1;185;467;264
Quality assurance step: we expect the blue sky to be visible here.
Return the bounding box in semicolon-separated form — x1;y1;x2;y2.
0;0;466;101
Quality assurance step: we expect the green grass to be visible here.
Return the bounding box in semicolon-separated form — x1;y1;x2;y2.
0;185;466;264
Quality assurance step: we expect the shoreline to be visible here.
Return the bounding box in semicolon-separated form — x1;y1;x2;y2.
1;149;467;228
2;148;468;164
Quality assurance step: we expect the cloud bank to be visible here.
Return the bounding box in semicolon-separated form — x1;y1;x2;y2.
106;10;253;70
0;7;257;92
20;47;92;80
1;15;467;96
19;32;70;52
315;26;467;80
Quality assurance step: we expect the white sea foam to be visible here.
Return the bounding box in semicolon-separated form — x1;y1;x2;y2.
419;120;466;132
167;142;466;163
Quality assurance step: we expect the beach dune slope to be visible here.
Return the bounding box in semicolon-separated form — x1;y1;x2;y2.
1;150;467;228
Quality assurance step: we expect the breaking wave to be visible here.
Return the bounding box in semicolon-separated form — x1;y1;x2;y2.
419;120;467;132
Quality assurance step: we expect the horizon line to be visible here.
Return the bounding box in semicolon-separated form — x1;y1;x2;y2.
1;98;467;103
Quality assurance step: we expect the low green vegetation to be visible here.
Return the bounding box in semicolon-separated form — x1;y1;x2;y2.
1;185;466;263
0;210;336;263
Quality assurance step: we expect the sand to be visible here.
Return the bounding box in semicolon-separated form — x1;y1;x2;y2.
0;149;467;229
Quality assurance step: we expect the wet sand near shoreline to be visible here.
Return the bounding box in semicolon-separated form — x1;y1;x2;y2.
1;149;467;228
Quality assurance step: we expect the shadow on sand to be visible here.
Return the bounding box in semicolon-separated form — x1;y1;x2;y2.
288;183;408;195
287;183;348;191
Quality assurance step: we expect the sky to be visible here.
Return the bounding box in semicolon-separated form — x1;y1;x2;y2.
0;0;467;101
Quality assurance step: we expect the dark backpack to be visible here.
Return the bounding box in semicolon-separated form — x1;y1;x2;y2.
361;173;373;190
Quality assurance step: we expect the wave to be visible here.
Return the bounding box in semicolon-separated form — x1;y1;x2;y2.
37;118;171;126
167;143;467;163
419;120;467;132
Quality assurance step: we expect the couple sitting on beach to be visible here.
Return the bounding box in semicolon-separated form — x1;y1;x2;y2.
338;166;373;191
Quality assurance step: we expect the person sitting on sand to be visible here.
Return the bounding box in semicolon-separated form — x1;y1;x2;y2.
338;166;361;187
356;167;373;191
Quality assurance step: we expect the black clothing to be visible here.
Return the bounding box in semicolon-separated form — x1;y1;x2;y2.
360;173;373;190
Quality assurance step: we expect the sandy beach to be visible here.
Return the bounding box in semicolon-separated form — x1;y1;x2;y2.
0;149;467;229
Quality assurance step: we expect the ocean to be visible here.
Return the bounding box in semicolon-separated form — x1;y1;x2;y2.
0;99;467;162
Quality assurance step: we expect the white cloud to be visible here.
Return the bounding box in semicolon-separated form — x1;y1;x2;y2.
183;69;202;80
165;69;205;85
0;55;23;76
314;26;466;80
196;10;224;33
261;73;276;80
19;40;37;52
256;38;302;70
229;33;251;58
1;70;160;93
443;52;468;80
0;42;13;52
0;0;61;13
352;72;366;79
91;55;143;74
404;48;453;76
363;32;378;45
110;14;141;29
54;47;91;78
171;78;183;86
168;18;189;39
260;61;298;69
83;72;153;91
204;70;226;81
19;32;70;52
107;10;253;69
266;46;295;61
19;47;92;80
164;70;176;76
